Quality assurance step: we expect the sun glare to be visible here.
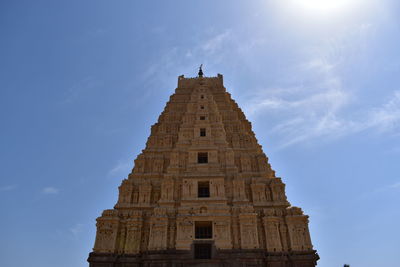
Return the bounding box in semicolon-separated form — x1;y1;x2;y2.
292;0;355;14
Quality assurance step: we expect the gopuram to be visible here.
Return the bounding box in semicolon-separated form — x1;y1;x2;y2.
88;67;319;267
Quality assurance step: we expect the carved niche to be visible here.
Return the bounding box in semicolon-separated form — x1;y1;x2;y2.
286;208;313;251
182;179;195;199
210;179;225;198
251;183;269;204
240;154;252;172
214;220;232;249
271;179;287;202
176;218;194;249
225;150;235;166
116;179;133;206
263;217;283;252
93;213;120;253
160;178;174;202
133;157;145;173
153;158;164;173
138;181;152;205
233;179;248;201
239;214;259;249
124;213;143;254
148;208;168;250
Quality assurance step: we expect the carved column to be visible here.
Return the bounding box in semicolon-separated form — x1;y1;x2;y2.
239;207;259;249
214;219;232;249
175;217;194;250
124;211;143;254
233;178;248;202
116;179;133;208
93;210;120;253
148;208;169;250
251;182;267;205
210;178;225;198
263;216;283;252
138;182;152;205
159;178;174;203
286;207;313;251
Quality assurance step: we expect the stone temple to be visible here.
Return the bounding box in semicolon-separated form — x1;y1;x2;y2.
88;68;319;266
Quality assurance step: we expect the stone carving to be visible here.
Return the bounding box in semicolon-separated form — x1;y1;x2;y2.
125;220;143;254
117;179;133;205
160;179;174;202
271;180;287;202
138;182;152;204
177;219;193;241
148;219;168;250
214;221;229;240
211;179;225;197
241;155;252;172
239;219;259;249
153;158;164;173
170;152;179;166
94;220;119;253
182;180;195;198
251;183;267;204
263;218;282;252
233;179;247;201
134;159;145;173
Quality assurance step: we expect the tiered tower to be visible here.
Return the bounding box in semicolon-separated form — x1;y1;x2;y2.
88;70;319;267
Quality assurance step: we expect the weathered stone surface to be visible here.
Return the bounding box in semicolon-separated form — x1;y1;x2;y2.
88;74;319;266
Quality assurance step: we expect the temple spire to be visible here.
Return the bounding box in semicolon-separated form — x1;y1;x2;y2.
198;64;204;78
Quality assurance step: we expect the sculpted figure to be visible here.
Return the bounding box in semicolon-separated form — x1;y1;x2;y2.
161;179;174;201
233;179;246;200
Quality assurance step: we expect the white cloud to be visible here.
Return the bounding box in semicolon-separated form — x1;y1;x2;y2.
201;30;232;54
42;187;59;194
109;159;132;177
389;182;400;189
367;91;400;133
0;184;17;192
69;223;84;237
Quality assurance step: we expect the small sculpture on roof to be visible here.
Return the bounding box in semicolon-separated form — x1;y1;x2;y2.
198;64;204;78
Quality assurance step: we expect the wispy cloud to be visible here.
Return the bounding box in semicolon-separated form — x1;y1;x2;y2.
42;187;59;194
109;159;132;178
0;184;17;192
201;30;232;54
63;76;103;104
69;223;84;238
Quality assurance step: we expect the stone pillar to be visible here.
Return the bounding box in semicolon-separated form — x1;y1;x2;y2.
210;178;225;198
263;216;283;252
175;217;194;250
239;208;259;249
138;182;152;205
251;182;267;205
233;178;248;202
93;210;120;253
286;207;313;251
214;219;232;249
159;178;174;203
116;179;133;207
148;209;169;250
124;212;143;254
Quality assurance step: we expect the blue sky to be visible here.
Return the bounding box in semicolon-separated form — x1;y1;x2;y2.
1;1;399;266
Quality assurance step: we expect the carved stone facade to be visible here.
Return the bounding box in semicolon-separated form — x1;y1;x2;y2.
88;73;319;266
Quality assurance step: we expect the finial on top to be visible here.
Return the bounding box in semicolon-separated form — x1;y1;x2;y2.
198;64;204;78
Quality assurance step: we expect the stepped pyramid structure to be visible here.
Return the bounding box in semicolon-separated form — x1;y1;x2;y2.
88;69;319;267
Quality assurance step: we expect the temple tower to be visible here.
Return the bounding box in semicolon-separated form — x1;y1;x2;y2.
88;70;319;266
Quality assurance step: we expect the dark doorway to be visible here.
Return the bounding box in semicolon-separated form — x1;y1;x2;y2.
194;243;212;259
